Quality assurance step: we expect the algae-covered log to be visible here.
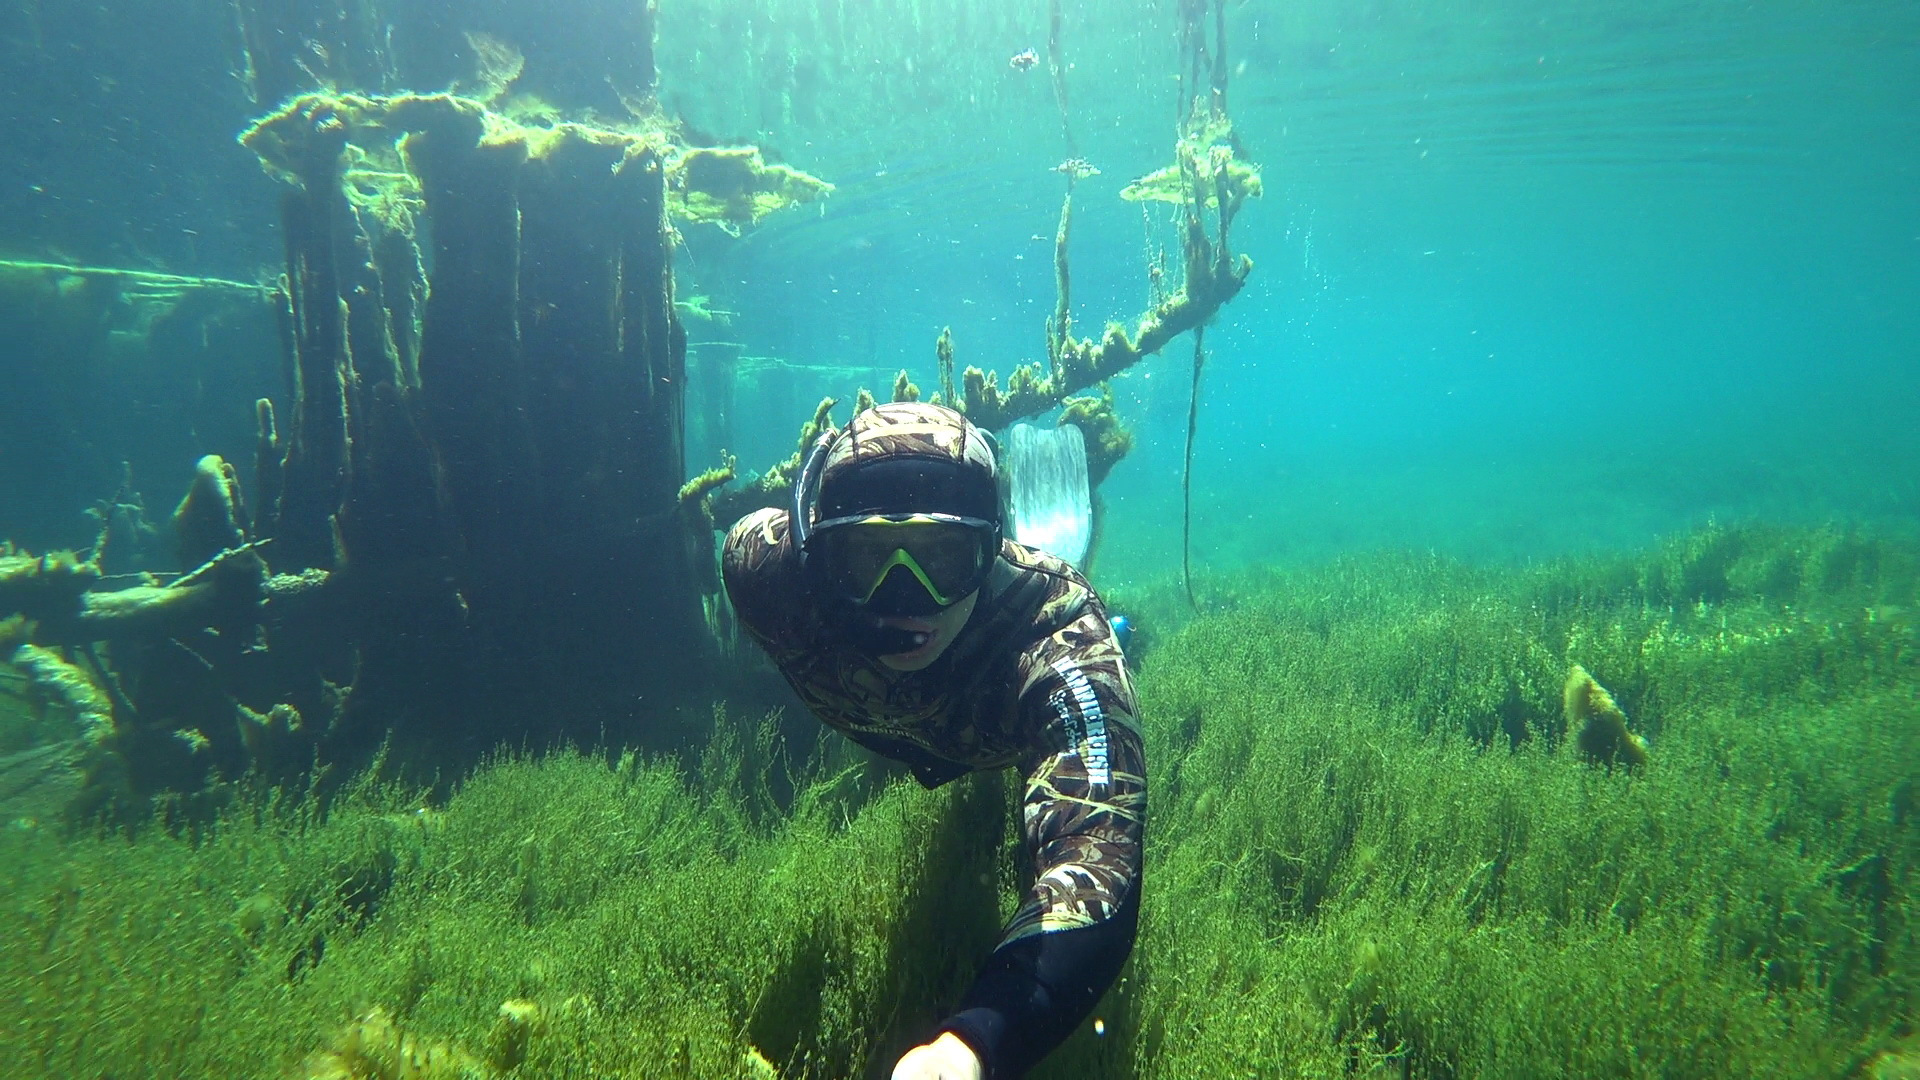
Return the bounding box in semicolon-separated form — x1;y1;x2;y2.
9;644;113;744
712;110;1254;529
0;548;102;626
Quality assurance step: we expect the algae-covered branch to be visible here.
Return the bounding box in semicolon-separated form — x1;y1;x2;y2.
712;64;1259;533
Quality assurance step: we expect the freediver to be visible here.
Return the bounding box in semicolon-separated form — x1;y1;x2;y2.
722;401;1145;1080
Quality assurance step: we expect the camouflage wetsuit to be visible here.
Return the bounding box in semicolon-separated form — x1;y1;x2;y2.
722;413;1146;1078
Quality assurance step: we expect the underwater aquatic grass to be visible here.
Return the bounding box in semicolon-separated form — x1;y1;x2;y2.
1078;521;1915;1077
0;724;1007;1079
0;522;1911;1077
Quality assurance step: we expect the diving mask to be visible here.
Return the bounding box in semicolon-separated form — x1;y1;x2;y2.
804;512;998;616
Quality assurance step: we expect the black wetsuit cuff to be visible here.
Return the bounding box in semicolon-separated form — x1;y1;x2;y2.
936;1009;1008;1079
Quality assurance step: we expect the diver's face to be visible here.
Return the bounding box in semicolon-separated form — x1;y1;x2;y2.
873;591;979;671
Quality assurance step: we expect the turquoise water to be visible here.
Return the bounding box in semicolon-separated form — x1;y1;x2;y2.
1;0;1912;567
0;2;1916;1076
662;0;1920;579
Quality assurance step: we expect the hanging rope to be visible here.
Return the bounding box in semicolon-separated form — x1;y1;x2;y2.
1182;326;1205;612
1178;0;1230;614
1048;0;1076;156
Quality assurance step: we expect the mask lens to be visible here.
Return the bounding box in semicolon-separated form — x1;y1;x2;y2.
817;516;992;607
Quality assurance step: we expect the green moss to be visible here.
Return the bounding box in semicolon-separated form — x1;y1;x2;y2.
1119;113;1262;211
241;93;830;237
1059;384;1134;489
1119;156;1262;208
2;523;1912;1076
667;145;834;235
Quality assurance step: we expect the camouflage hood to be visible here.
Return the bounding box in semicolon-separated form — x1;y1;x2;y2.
817;402;999;522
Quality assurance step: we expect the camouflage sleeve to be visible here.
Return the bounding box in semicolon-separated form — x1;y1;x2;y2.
1002;603;1146;944
938;602;1146;1076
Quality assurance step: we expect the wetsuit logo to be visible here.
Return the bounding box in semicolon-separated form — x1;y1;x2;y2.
1050;660;1111;787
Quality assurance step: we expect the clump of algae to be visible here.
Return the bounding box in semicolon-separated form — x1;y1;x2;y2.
240;92;831;235
1120;114;1262;211
299;1005;483;1079
666;145;835;235
1564;663;1649;770
1119;155;1261;208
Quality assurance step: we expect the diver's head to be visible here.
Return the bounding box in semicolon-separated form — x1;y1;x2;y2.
793;402;1001;664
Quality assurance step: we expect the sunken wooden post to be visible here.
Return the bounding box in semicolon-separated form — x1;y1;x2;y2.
236;94;713;777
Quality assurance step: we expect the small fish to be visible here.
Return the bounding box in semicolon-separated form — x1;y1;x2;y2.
1052;158;1101;180
1009;48;1040;72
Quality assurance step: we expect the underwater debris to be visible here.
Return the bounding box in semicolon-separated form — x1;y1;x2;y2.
1058;386;1133;490
483;999;543;1072
666;144;834;234
679;455;739;587
8;644;113;744
0;258;267;296
1121;110;1259;212
246;94;830;236
297;1005;486;1080
953;107;1253;433
237;702;308;778
1564;665;1649;770
0;548;101;626
892;369;921;402
341;143;426;239
673;295;738;325
56;544;266;644
701;5;1254;529
1120;156;1261;208
171;454;246;569
678;457;738;508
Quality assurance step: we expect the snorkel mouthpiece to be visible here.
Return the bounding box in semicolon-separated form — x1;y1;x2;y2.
848;619;934;657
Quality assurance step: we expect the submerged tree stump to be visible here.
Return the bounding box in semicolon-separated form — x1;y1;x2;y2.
0;95;718;815
229;94;712;780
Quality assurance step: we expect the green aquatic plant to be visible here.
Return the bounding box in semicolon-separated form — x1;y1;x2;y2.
1118;153;1262;210
666;145;835;235
1058;386;1134;489
0;524;1911;1077
242;92;831;238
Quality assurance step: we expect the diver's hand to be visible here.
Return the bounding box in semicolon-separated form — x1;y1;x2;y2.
891;1032;982;1080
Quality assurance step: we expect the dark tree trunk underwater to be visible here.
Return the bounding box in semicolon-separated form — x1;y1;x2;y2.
1;0;721;817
